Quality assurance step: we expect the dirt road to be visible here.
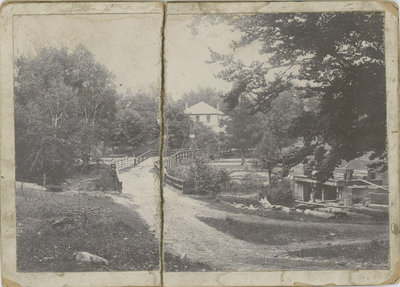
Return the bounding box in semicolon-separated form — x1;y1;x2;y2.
114;158;388;271
113;158;161;237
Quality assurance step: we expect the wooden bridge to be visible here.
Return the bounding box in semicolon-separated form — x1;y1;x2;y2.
154;148;260;192
154;149;191;191
103;150;158;172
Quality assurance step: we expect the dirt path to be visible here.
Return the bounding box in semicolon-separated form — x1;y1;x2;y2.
113;158;388;271
113;158;161;237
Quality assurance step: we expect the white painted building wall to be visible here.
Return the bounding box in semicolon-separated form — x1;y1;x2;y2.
189;114;224;133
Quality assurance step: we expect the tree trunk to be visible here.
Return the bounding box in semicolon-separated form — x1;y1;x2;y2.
309;183;317;202
241;149;245;165
43;172;46;187
268;169;272;186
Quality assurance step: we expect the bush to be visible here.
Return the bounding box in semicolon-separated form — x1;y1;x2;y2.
167;159;192;179
226;172;266;195
241;173;265;190
261;178;293;206
186;163;228;197
168;155;230;197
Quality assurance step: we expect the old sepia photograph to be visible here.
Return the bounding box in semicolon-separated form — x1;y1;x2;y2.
164;10;390;272
13;13;163;272
0;1;399;287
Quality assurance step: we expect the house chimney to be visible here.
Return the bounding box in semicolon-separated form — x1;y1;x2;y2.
216;103;220;110
185;103;188;109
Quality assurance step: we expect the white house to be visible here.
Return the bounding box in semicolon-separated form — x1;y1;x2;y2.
184;101;225;133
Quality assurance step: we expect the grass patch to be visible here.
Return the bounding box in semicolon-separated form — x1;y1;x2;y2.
288;240;388;263
198;216;387;246
16;188;159;272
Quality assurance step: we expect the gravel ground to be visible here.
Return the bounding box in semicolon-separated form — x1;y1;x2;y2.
115;158;389;272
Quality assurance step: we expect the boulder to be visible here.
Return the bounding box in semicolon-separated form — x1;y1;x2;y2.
16;181;46;191
73;251;109;265
303;209;335;219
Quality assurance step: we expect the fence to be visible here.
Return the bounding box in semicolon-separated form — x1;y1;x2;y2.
156;148;255;191
164;149;191;170
113;150;158;172
156;163;186;190
154;148;257;191
154;149;192;191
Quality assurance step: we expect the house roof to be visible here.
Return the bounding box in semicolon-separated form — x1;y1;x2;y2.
184;101;224;115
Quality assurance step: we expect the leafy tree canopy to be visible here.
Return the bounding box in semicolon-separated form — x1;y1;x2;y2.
198;12;386;181
112;90;160;154
165;102;191;150
15;45;118;184
224;98;264;164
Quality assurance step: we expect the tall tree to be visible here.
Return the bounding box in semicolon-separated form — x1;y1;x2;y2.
165;102;191;151
15;46;117;184
202;12;386;181
111;90;160;153
224;98;264;164
254;92;303;183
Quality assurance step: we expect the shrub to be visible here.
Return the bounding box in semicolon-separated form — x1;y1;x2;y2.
260;178;293;206
168;155;230;197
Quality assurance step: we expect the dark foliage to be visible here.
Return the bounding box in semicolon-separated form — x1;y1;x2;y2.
111;90;159;153
15;46;118;184
260;178;293;206
201;12;386;182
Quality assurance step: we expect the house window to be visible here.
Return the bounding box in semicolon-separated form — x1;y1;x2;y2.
207;115;211;122
196;115;200;122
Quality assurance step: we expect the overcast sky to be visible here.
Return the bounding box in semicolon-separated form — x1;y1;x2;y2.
165;15;269;101
14;14;163;95
13;13;292;101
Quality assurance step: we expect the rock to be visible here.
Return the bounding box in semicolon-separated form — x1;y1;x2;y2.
16;181;46;191
73;251;109;265
259;197;273;209
51;217;73;228
303;209;335;219
248;204;258;210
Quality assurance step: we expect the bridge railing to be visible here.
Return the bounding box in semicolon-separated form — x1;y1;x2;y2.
164;149;191;170
113;149;158;172
154;149;191;191
155;148;254;191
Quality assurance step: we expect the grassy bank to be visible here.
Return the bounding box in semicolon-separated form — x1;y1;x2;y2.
198;216;388;245
16;187;159;272
198;216;388;265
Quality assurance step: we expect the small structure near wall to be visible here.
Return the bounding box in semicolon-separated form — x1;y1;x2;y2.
184;101;225;133
291;169;388;206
